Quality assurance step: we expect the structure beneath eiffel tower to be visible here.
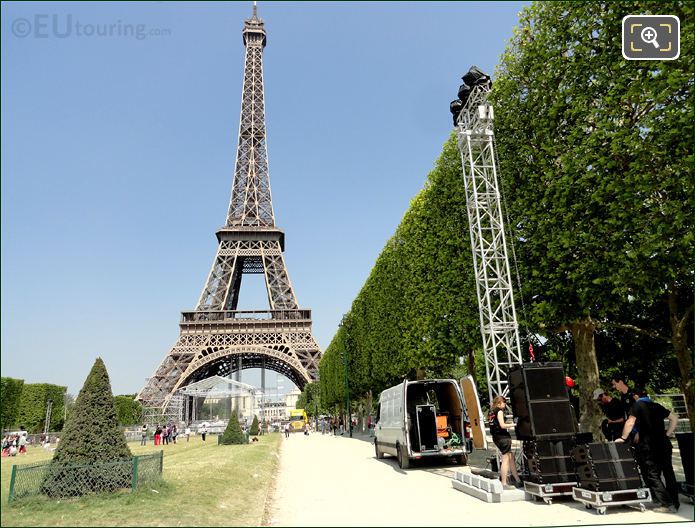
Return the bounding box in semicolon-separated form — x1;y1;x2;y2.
137;5;321;420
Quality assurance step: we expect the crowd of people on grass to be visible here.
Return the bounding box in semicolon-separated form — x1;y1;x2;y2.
1;432;27;457
1;431;61;457
140;423;196;446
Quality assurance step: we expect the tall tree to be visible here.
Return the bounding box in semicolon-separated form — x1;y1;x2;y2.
491;1;694;433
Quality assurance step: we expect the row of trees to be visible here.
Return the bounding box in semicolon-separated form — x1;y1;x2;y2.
320;133;482;411
1;377;143;432
319;1;693;435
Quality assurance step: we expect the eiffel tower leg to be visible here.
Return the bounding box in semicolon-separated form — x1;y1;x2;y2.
262;242;299;310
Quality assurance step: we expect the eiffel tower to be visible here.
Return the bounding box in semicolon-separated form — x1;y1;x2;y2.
137;5;321;417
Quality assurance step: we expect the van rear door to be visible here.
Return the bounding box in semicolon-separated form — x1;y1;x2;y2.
402;379;409;454
460;376;488;450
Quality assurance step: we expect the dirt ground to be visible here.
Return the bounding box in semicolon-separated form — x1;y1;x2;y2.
265;432;694;527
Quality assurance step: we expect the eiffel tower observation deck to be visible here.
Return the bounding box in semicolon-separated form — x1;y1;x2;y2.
137;5;321;417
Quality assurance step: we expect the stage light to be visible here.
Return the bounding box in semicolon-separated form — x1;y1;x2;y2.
450;99;463;125
457;83;471;103
462;65;491;88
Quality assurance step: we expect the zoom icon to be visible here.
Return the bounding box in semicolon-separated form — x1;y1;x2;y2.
623;15;680;60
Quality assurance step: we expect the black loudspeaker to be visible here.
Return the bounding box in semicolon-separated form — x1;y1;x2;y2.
676;432;693;486
509;362;577;440
572;442;642;492
524;439;577;484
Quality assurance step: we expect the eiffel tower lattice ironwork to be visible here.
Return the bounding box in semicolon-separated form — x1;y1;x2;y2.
137;6;321;416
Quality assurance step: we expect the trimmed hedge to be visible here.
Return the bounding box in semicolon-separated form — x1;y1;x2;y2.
114;395;143;426
249;415;259;436
1;377;24;431
42;358;132;497
219;415;247;445
17;383;67;433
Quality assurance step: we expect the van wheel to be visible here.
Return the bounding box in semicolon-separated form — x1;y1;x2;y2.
397;444;410;469
374;440;385;459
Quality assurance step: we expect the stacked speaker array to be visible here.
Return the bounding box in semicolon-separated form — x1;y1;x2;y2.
572;442;642;491
509;362;579;485
509;362;577;440
523;437;577;485
509;362;644;492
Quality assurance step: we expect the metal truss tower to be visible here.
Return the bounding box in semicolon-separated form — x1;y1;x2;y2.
137;6;321;418
454;71;522;405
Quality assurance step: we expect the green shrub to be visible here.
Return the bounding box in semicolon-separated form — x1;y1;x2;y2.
249;415;259;436
219;415;247;445
41;358;132;497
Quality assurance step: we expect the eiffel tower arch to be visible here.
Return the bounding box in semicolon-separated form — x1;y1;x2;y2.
137;6;321;417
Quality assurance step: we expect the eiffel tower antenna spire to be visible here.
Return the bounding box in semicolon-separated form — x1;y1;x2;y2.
137;9;321;422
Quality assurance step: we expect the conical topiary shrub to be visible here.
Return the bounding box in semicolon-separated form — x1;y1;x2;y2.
219;414;247;445
42;358;132;497
249;415;259;436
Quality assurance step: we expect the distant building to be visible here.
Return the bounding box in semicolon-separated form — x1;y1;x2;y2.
285;389;301;409
259;388;303;421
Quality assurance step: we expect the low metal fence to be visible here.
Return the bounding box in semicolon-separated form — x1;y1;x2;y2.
8;451;163;503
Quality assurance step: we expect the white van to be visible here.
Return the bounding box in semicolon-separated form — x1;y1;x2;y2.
374;378;484;469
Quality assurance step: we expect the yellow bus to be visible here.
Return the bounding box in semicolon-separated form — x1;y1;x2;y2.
289;409;308;432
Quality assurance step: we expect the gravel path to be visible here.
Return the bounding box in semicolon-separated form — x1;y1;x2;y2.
266;432;693;527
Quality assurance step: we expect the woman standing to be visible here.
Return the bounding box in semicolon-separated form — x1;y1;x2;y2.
489;395;521;489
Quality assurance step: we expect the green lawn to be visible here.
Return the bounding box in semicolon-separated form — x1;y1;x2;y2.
1;433;282;526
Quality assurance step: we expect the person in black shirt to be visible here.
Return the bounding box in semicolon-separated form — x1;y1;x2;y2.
616;389;679;513
610;373;635;417
489;395;521;489
593;388;625;441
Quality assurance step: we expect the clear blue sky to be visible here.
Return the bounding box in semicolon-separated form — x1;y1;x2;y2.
2;1;528;396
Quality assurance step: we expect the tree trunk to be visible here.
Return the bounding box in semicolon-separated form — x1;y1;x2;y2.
668;288;694;430
416;368;426;380
570;318;603;440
